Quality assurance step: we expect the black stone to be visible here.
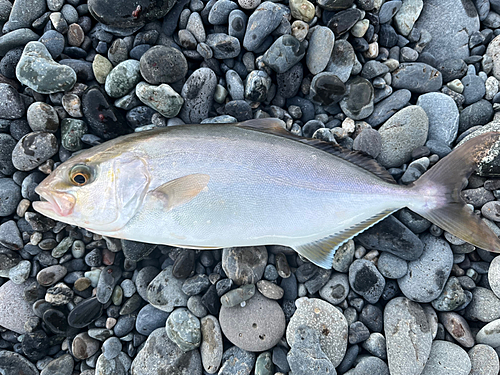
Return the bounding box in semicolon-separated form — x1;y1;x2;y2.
126;106;156;128
22;331;49;361
43;309;68;334
82;86;128;140
224;100;252;121
67;297;104;328
310;73;346;106
327;8;362;36
201;284;220;315
276;63;303;99
356;215;424;260
172;249;196;279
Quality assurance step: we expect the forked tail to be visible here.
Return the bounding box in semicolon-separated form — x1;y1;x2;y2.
410;132;500;253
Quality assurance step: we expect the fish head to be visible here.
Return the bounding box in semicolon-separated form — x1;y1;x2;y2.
33;147;150;234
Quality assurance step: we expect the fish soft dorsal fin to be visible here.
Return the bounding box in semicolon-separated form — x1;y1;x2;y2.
237;119;397;184
150;173;210;211
293;209;397;268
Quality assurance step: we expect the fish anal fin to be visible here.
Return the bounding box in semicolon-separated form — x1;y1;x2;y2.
293;209;397;269
237;119;396;184
151;173;210;211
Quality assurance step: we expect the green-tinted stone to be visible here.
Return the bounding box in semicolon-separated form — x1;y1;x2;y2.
289;0;315;22
93;54;113;84
51;236;73;258
136;81;184;118
61;118;87;151
255;352;274;375
166;307;201;352
104;59;141;98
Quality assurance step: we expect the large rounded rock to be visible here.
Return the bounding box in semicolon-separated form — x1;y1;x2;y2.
104;60;141;98
222;246;267;285
377;105;429;168
139;45;188;84
398;234;453;303
88;0;178;29
286;297;348;367
16;41;76;94
414;0;479;62
220;291;285;352
384;297;432;375
0;351;38;375
131;327;202;375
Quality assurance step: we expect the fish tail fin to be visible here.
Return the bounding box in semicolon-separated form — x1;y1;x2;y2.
409;132;500;253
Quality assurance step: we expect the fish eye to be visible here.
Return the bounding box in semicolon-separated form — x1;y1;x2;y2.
70;165;93;186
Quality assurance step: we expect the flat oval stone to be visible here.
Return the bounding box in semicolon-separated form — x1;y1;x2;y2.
319;273;349;305
40;354;74;375
439;311;474;348
67;297;104;328
72;332;100;360
392;63;442;94
327;8;362;36
414;0;479;61
464;287;500;322
394;0;423;36
220;291;285;352
104;60;141;98
476;319;500;346
421;340;471;375
11;132;58;171
200;315;223;373
468;344;499;375
136;82;184;118
376;105;429;168
0;28;39;56
398;233;453;303
306;26;334;75
286;297;347;366
384;297;432;375
16;41;76;94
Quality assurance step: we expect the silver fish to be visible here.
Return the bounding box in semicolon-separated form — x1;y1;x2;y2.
33;119;500;268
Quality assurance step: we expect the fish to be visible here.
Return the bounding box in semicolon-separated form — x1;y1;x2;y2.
33;118;500;269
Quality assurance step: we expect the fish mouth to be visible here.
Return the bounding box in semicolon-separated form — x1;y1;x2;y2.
33;187;76;217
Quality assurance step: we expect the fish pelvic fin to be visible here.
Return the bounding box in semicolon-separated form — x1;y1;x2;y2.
293;209;397;269
410;132;500;253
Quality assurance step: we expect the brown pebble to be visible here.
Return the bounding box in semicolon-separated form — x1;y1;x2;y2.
74;277;92;291
67;23;84;46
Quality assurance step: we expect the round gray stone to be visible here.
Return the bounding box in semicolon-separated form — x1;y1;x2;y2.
464;287;500;322
12;132;58;171
166;307;201;352
27;102;59;133
377;252;408;279
349;259;385;303
319;272;349;305
476;319;500;347
398;234;453;303
468;344;499;375
421;340;471;375
222;246;267;285
376;105;429;168
392;63;442;94
220;291;285;352
147;265;189;313
180;67;217;123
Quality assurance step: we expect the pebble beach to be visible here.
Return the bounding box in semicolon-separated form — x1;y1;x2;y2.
1;0;500;374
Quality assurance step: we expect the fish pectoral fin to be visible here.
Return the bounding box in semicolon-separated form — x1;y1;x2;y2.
293;209;397;269
150;173;210;211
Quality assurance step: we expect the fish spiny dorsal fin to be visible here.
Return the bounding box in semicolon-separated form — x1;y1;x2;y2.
237;119;397;184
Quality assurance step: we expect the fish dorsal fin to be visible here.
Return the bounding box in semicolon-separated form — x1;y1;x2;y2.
237;119;397;184
150;173;210;211
293;209;397;268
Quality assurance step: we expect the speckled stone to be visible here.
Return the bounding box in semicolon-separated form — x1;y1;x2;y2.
377;105;429;168
421;340;471;375
166;307;201;352
222;246;268;285
200;315;223;373
468;344;500;375
384;297;432;375
147;265;189;313
0;281;37;334
104;60;141;98
136;81;184;118
16;41;76;94
220;291;285;352
286;297;348;366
